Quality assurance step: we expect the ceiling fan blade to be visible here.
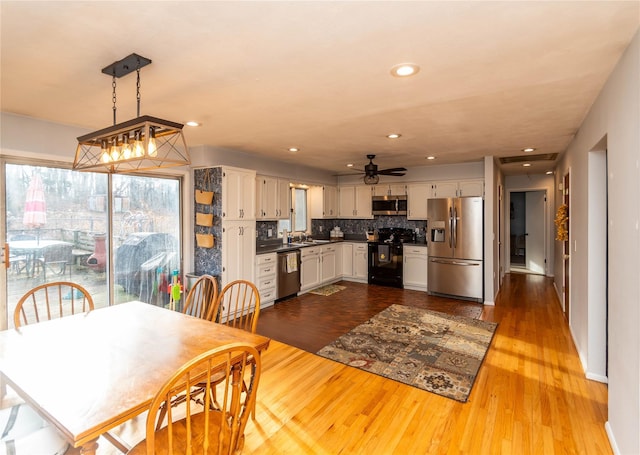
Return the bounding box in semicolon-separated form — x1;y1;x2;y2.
379;167;407;174
332;171;365;176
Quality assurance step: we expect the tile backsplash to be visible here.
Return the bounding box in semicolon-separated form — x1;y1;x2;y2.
257;217;427;242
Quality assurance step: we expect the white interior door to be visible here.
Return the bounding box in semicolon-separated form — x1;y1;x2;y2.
525;191;546;274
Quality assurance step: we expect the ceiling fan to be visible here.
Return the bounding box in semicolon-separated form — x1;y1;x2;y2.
347;154;407;185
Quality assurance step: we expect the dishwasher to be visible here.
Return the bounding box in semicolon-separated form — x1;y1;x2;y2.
277;249;301;300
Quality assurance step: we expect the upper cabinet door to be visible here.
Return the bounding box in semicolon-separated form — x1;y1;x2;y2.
407;183;430;220
222;167;256;220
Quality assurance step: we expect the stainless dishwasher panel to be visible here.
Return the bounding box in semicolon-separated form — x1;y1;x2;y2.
277;249;301;299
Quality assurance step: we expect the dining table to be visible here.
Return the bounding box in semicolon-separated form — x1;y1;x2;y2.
8;239;73;276
0;301;271;454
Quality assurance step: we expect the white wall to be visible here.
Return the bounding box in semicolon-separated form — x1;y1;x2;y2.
336;160;484;186
555;30;639;454
190;144;336;185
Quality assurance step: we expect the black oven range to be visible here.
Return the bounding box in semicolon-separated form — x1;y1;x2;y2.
368;228;416;288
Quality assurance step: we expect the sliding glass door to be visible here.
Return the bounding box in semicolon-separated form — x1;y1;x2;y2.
2;161;182;329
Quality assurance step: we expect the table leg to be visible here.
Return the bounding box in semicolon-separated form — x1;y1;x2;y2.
77;439;99;455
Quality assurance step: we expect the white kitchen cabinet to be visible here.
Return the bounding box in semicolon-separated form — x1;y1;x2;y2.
341;242;353;278
300;246;321;292
320;244;337;283
338;185;373;219
373;183;407;197
353;243;368;282
256;175;290;220
335;242;344;277
431;181;459;198
403;245;428;291
222;167;256;220
407;183;430;220
255;253;277;308
458;180;484;197
431;179;484;198
340;242;367;283
221;220;256;308
309;185;338;219
220;166;256;314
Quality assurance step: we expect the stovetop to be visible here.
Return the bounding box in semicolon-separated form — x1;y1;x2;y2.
375;228;416;244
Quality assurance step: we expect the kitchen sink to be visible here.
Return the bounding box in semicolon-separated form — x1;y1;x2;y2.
289;239;331;246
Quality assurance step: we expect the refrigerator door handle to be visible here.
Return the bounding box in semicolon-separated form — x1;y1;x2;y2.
453;206;458;249
430;259;480;266
448;206;453;248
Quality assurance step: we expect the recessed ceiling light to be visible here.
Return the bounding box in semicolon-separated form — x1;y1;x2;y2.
288;147;299;153
546;170;554;175
390;63;420;77
426;156;436;160
522;147;536;153
185;121;200;127
387;133;401;139
346;163;354;168
523;163;531;167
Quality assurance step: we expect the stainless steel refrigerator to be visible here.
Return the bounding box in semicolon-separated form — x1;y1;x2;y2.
427;197;483;302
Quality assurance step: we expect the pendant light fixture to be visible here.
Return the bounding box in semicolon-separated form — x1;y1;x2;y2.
73;53;190;173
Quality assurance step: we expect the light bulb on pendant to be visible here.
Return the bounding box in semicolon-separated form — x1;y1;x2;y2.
109;137;120;161
121;132;132;159
100;139;110;163
147;127;157;157
133;130;145;157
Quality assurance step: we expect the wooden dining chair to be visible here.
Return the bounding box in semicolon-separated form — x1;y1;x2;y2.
182;274;219;320
210;280;262;420
215;280;261;333
127;343;262;455
14;281;94;328
34;243;73;281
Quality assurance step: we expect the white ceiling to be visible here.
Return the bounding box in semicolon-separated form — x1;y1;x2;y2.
1;1;638;176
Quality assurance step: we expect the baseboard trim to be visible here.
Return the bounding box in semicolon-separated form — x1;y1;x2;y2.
605;421;620;455
586;371;608;383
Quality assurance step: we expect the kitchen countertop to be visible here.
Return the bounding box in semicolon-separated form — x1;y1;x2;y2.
256;238;426;254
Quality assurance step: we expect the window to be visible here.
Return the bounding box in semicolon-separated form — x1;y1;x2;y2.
3;162;182;328
277;187;307;235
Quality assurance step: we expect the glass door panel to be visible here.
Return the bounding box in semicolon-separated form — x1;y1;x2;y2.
4;164;108;327
112;174;181;307
4;163;183;328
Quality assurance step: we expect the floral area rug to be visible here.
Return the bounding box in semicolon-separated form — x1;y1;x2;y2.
308;284;346;296
317;304;497;402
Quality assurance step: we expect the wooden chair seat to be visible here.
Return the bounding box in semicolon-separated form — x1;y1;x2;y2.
128;410;237;455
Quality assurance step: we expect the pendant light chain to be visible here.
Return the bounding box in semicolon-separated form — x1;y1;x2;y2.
112;74;117;126
136;66;141;118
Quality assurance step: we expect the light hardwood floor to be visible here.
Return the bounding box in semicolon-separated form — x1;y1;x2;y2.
89;273;610;453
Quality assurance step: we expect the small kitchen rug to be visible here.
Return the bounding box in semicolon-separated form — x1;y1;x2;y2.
308;284;346;296
317;304;497;402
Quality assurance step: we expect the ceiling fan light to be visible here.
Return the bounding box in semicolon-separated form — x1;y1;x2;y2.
364;174;379;185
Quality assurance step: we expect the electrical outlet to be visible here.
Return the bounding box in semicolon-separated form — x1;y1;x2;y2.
268;228;273;237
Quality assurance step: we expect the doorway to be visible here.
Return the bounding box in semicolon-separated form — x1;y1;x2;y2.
1;160;183;330
509;190;547;274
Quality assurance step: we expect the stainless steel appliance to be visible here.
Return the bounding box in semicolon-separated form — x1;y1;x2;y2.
372;195;407;216
277;249;301;300
427;197;483;301
368;228;415;288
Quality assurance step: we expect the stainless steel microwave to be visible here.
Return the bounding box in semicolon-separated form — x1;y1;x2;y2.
372;195;407;215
